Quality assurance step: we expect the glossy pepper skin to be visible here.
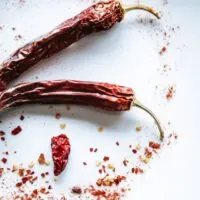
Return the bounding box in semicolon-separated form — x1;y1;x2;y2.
0;0;124;92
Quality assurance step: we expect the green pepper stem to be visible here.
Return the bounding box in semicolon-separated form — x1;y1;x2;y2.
133;99;164;141
123;4;160;19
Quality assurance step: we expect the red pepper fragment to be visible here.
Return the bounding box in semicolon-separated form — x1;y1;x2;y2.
103;156;109;162
11;126;22;135
51;134;71;176
0;131;5;136
72;186;82;194
1;158;7;164
149;141;161;150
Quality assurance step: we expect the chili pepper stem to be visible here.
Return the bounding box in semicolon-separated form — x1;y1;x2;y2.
134;99;164;141
123;4;160;19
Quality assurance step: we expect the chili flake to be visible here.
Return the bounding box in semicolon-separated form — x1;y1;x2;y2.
103;156;109;162
11;126;22;135
38;153;49;165
149;141;161;150
72;186;82;194
1;158;7;164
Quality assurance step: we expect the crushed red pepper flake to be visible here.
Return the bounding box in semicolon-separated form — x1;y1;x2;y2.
132;149;137;154
159;46;167;55
103;156;109;162
123;159;129;167
0;131;5;136
149;141;161;150
166;86;175;100
16;182;23;188
11;126;22;135
72;186;82;194
83;162;87;166
38;153;49;165
20;115;25;121
1;158;7;164
55;113;61;119
116;141;120;146
132;167;144;175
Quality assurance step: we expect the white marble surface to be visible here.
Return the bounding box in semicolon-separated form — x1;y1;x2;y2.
0;0;200;199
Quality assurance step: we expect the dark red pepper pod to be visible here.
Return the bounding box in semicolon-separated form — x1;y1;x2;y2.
0;0;160;92
0;80;164;140
51;134;71;176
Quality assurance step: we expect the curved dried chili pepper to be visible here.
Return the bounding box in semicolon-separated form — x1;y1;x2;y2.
0;0;160;92
51;134;71;176
0;80;164;140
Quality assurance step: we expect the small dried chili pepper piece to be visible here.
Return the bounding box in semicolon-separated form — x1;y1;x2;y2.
0;80;164;140
11;126;22;135
0;1;160;92
51;134;71;176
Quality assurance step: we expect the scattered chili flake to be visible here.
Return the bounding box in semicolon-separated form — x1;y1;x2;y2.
55;113;61;119
18;168;25;177
22;177;29;184
103;156;109;162
98;127;104;132
123;159;129;167
1;158;7;164
132;167;144;175
72;186;82;194
40;188;46;194
1;137;5;141
48;185;52;190
16;182;22;187
159;46;167;55
90;148;94;152
20;115;24;121
144;148;153;159
0;168;3;176
0;131;5;136
83;162;87;166
149;141;161;150
38;153;49;165
11;126;22;135
166;86;175;100
94;148;98;153
116;141;120;146
132;149;137;154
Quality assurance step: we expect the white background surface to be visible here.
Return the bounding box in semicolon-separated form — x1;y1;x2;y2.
0;0;200;199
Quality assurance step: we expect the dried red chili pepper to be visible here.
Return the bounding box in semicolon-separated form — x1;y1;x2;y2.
0;80;164;140
0;1;160;92
51;134;71;176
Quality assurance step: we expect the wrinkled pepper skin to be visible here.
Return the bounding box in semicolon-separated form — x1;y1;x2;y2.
0;80;134;112
0;0;124;92
51;134;71;176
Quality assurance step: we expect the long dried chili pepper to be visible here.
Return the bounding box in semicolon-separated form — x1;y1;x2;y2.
0;80;164;140
0;0;160;92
